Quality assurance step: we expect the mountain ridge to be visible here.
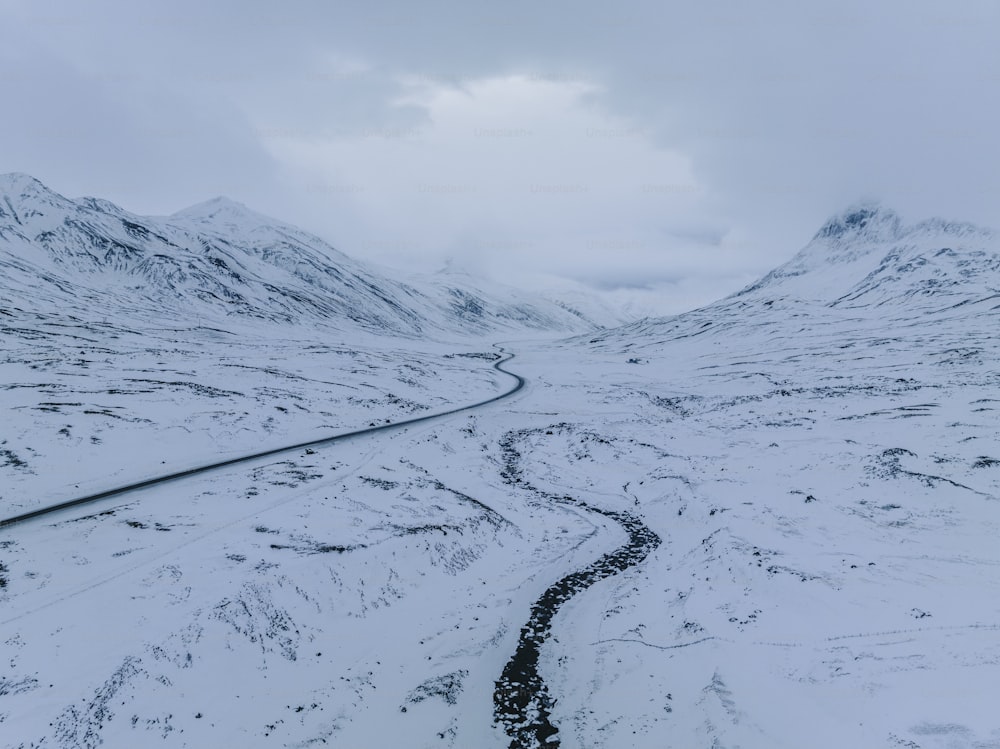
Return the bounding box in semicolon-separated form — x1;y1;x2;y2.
583;202;1000;352
0;174;613;337
736;202;999;308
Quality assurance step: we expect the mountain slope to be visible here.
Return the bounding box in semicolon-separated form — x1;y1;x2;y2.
735;202;1000;310
536;202;1000;747
0;173;604;337
584;202;1000;356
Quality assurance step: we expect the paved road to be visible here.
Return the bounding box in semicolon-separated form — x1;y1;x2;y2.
0;347;524;529
2;343;661;749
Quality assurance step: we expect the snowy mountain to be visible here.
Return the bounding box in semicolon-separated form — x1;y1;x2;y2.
546;204;1000;747
4;199;1000;749
736;201;1000;309
585;202;1000;354
0;173;604;336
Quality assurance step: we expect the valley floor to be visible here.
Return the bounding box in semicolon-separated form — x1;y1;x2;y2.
3;305;1000;748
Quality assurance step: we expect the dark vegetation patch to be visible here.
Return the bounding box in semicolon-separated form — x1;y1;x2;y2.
124;519;172;531
65;508;118;523
405;670;469;708
252;461;323;488
54;657;144;746
430;479;513;529
122;378;243;398
34;401;83;413
444;351;501;361
646;394;691;416
0;674;39;695
385;393;428;412
360;476;399;490
0;447;29;470
267;531;365;555
869;448;983;493
269;542;357;554
213;586;300;661
81;408;152;423
388;523;462;537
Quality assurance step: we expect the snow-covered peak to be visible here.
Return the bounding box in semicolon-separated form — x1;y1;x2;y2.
736;202;999;309
171;195;254;221
0;172;74;215
0;176;136;228
0;172;53;196
166;195;343;254
168;196;279;233
76;196;129;217
811;201;902;244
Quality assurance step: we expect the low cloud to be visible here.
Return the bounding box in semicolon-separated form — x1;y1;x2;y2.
3;0;999;315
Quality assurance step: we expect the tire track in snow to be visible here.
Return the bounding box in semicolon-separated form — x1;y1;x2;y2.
494;429;661;748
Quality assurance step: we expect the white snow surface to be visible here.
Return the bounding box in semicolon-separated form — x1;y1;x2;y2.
3;185;1000;748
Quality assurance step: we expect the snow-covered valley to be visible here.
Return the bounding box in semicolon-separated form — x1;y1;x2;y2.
3;185;1000;748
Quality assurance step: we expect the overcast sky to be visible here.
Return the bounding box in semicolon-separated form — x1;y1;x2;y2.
3;0;999;314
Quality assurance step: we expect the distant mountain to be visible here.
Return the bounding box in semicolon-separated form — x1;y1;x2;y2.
0;173;606;336
584;202;1000;351
735;202;1000;310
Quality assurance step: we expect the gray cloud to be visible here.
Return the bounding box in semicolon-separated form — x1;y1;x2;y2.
3;0;998;314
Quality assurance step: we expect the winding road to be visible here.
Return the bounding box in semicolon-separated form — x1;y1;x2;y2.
0;347;523;529
0;345;662;749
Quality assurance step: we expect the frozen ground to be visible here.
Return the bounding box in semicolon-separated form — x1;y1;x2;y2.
547;297;1000;748
0;309;511;518
3;202;1000;748
4;301;999;748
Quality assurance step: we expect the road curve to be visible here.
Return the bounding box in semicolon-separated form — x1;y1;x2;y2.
0;347;524;529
